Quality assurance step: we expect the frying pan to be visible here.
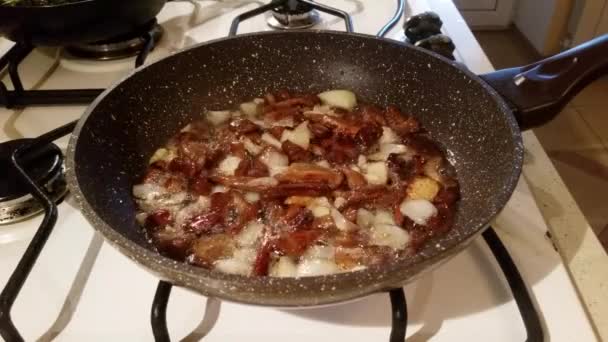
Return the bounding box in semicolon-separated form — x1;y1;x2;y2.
65;27;608;306
0;0;166;45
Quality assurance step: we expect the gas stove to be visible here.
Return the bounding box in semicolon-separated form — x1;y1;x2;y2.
0;1;598;341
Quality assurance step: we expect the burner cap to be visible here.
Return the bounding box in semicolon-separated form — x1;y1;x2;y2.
65;21;163;60
268;3;320;30
0;139;67;224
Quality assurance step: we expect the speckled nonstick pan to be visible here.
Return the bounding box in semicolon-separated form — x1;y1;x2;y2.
66;31;608;306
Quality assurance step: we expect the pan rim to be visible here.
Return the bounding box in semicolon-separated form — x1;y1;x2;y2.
65;30;523;307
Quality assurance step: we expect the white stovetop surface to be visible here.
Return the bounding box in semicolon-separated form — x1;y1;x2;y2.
0;1;598;341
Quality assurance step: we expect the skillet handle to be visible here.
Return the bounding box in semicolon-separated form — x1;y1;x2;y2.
479;34;608;131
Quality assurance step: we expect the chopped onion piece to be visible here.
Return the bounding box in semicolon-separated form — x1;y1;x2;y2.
362;162;388;185
133;183;165;200
297;258;341;276
306;197;333;218
280;121;311;149
149;148;176;164
214;249;256;275
379;126;399;144
374;209;396;225
334;196;346;208
367;144;409;161
211;185;227;193
399;199;437;225
236;222;264;247
303;245;335;260
317;90;357;111
135;212;148;225
261;133;282;148
315;160;330;168
206;110;231;126
357;155;367;168
370;224;410;249
244;192;260;203
253;97;265;104
331;208;357;231
270;257;298;277
218;155;242;176
311;206;331;218
259;148;289;176
356;208;375;228
243;138;263;155
240;102;260;117
273;117;295;127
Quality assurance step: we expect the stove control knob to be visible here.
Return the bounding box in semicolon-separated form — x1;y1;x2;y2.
404;11;443;44
415;34;456;61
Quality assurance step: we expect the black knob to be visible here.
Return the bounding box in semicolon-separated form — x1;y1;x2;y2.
415;34;456;61
404;11;443;44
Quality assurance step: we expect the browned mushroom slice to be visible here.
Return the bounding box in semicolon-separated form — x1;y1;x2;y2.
188;233;235;268
275;162;344;189
262;182;332;199
384;105;420;136
339;166;368;190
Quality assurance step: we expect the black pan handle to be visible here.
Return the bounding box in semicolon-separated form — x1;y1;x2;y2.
479;34;608;131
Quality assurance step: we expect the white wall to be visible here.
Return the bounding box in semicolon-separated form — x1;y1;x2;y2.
514;0;557;53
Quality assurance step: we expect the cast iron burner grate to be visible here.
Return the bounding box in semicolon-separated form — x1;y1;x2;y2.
0;3;544;342
0;19;162;108
0;139;66;224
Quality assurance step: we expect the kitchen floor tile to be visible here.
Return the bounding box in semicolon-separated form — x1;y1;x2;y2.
533;106;605;152
473;27;538;69
545;148;608;235
575;104;608;149
571;76;608;108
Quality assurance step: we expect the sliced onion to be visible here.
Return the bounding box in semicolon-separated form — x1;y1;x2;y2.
317;90;357;111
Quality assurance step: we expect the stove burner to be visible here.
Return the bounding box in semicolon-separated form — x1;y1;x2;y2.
268;1;321;30
65;21;164;60
0;139;67;224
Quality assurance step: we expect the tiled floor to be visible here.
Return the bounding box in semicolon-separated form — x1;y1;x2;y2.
474;28;608;251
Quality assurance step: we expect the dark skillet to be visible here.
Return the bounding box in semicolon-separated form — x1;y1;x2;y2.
0;0;166;45
65;30;608;306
